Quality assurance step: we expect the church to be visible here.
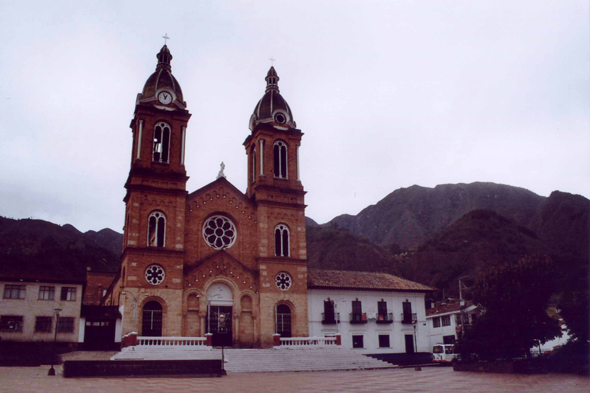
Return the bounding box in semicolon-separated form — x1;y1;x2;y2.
105;45;433;352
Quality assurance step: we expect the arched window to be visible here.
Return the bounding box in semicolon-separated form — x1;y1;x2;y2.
273;141;287;179
148;211;166;247
276;304;292;337
251;146;256;184
153;122;171;163
275;224;290;257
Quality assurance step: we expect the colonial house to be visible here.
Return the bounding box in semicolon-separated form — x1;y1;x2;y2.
426;299;480;350
0;275;84;346
308;269;433;354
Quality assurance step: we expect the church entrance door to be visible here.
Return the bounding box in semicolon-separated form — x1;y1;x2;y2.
142;301;163;337
208;306;233;346
206;282;234;347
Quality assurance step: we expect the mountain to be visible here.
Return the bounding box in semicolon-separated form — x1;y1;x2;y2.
83;228;123;255
0;217;120;280
532;191;589;260
399;209;551;294
329;182;544;249
306;225;401;275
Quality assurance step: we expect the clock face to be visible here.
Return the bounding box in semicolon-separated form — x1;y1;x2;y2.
158;91;172;104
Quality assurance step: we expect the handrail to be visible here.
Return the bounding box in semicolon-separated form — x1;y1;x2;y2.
279;336;338;347
137;336;208;347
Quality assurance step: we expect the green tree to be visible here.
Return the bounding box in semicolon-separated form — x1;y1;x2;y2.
456;255;561;360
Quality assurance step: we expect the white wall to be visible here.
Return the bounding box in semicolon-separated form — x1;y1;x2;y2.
426;307;479;351
0;281;83;343
308;288;430;354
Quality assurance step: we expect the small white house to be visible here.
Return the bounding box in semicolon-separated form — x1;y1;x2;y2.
307;269;434;354
426;299;480;350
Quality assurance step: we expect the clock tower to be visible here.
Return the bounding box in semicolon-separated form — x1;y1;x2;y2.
119;45;191;337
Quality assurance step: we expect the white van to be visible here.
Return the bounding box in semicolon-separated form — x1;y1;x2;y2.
432;343;458;363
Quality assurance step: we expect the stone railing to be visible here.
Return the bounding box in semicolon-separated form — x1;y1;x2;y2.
274;334;341;347
137;336;209;347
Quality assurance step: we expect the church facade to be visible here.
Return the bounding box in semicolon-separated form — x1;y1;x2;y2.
109;45;308;348
105;46;435;353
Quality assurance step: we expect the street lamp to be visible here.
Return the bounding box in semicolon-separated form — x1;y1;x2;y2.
206;294;221;334
47;307;62;376
122;291;147;333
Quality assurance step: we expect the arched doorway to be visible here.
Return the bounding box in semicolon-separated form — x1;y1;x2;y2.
276;304;292;338
207;283;233;346
142;301;163;337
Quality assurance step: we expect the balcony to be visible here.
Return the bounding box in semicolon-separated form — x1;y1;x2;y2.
400;313;417;324
375;313;393;324
321;312;340;325
349;312;367;324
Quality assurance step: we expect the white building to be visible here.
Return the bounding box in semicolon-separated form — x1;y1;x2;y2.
426;299;480;350
0;276;84;345
307;269;434;354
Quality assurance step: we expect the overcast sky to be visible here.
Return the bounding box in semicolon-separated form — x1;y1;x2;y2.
1;1;588;233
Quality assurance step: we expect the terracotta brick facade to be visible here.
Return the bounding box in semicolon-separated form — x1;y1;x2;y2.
113;47;308;348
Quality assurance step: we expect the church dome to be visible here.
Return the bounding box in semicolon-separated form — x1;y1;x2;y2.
249;67;296;131
140;45;184;105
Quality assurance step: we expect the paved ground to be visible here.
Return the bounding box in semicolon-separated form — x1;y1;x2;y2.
0;364;587;393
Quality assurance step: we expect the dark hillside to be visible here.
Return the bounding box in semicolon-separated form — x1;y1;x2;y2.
400;209;550;295
0;217;120;280
84;228;123;255
306;225;401;275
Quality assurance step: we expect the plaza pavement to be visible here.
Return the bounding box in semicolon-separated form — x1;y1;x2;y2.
0;362;588;393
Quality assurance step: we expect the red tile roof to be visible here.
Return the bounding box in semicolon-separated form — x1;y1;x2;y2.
426;300;475;316
307;269;435;292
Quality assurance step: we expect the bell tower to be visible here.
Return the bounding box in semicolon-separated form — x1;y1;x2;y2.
119;45;191;337
244;67;309;346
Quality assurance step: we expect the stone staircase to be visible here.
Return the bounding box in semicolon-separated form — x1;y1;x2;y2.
111;346;394;373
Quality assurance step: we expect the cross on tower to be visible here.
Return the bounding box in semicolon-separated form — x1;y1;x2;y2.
269;57;276;66
162;33;170;45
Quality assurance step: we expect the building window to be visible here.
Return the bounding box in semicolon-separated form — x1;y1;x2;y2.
38;286;55;300
57;317;75;333
274;224;290;257
442;315;451;326
203;215;237;250
145;264;166;285
35;316;53;333
251;146;256;183
0;316;23;332
61;287;76;301
350;299;366;323
3;285;25;299
153;122;170;163
273;141;287;179
402;300;413;323
322;299;337;324
275;272;292;291
148;211;166;247
352;335;364;348
443;335;456;345
433;317;441;328
379;335;390;348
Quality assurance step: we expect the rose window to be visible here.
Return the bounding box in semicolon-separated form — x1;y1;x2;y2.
145;264;165;285
203;215;237;250
275;272;292;291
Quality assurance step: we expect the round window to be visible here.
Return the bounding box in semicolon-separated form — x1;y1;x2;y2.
275;272;292;291
145;264;165;285
203;215;237;250
274;113;286;124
